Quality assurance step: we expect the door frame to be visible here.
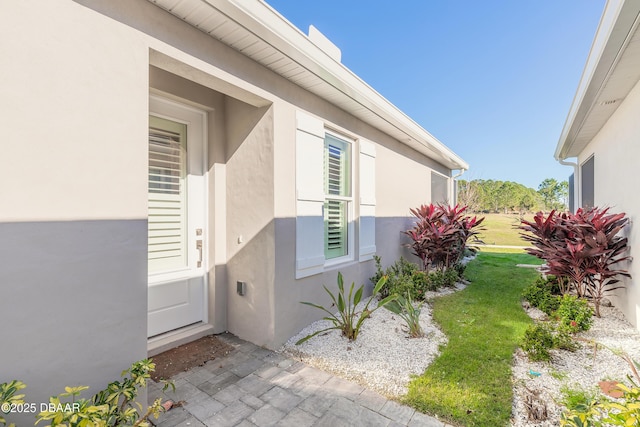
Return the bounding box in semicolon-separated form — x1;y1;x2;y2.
148;94;209;335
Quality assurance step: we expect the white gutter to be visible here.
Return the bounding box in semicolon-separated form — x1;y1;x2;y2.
555;0;624;160
555;0;640;159
558;158;579;211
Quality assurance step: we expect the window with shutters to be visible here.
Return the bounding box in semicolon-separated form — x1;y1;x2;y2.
295;111;375;278
324;132;352;259
148;115;187;273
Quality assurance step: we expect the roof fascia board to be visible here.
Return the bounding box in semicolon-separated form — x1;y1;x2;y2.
203;0;468;170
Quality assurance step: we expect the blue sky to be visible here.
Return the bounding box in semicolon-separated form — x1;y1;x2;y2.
265;1;606;190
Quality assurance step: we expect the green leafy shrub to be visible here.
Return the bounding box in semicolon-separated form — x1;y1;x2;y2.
411;270;437;294
372;256;461;302
560;399;602;427
561;353;640;426
371;256;434;300
384;293;424;338
37;359;170;427
520;208;631;317
521;323;555;361
554;326;579;352
521;321;578;362
601;382;640;425
1;381;26;427
297;272;396;344
372;256;415;299
444;268;461;287
522;276;561;314
428;269;460;289
453;262;467;280
1;360;171;427
561;383;640;426
556;295;593;333
561;385;599;411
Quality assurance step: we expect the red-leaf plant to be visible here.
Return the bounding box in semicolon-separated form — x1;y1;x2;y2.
405;204;484;272
519;207;631;316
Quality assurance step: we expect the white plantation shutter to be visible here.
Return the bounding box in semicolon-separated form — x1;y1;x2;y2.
359;139;376;261
295;111;325;279
324;134;350;259
148;115;187;273
325;199;347;258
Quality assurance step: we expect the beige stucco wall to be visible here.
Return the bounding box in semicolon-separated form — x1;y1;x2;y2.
225;99;276;347
0;1;148;425
575;77;640;329
271;101;453;347
75;0;456;348
3;4;458;399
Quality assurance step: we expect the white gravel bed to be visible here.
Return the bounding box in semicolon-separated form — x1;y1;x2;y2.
280;292;451;397
280;254;640;426
512;304;640;426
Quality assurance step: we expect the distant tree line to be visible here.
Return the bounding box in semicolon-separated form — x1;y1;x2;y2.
457;178;568;213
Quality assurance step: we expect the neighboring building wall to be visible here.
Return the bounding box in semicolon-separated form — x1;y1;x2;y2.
576;77;640;328
0;1;148;425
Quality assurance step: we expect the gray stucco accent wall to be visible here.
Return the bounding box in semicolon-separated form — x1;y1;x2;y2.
0;220;148;426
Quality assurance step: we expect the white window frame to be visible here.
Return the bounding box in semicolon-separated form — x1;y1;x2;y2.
294;111;375;278
323;129;355;267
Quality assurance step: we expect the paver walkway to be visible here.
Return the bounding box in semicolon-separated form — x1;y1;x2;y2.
148;333;451;427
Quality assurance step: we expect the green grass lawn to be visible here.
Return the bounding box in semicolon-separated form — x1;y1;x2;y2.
477;213;527;246
405;251;543;426
478;246;527;254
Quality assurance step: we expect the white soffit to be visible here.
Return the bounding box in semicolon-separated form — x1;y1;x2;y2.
147;0;468;171
556;0;640;160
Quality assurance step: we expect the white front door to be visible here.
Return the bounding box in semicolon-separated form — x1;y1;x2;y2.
147;96;207;338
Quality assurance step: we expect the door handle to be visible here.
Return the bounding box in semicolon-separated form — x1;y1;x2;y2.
196;240;203;268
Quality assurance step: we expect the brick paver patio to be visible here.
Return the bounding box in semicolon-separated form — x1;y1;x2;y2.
148;333;451;427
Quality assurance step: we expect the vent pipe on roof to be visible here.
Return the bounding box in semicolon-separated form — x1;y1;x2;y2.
308;25;341;62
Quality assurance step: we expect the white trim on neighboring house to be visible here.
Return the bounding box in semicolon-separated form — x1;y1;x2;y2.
556;0;640;161
555;0;640;211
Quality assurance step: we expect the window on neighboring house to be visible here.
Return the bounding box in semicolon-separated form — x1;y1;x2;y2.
323;132;351;259
581;156;594;209
568;173;575;212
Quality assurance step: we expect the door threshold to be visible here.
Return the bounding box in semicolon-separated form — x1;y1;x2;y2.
147;323;215;357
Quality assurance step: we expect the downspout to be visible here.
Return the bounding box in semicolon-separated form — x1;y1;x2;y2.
557;158;579;212
451;168;466;205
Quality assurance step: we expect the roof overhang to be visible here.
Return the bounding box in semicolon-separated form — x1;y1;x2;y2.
555;0;640;160
147;0;468;171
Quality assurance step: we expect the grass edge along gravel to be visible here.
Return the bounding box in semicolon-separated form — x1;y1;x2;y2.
404;251;542;427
